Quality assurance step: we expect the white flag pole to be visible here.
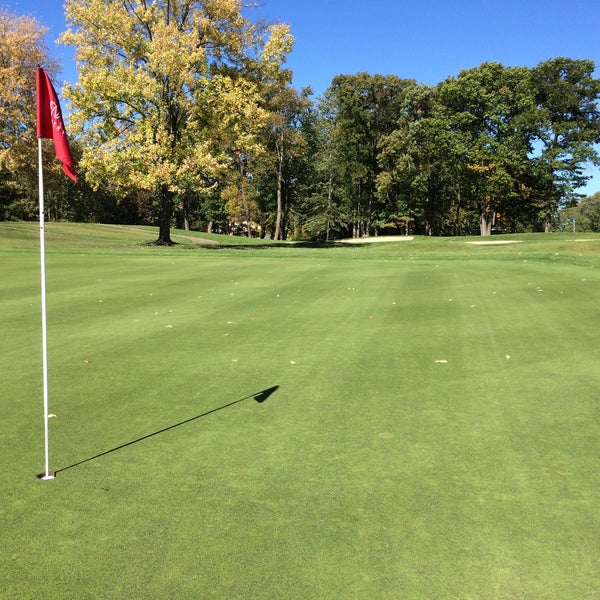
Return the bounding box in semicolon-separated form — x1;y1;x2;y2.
38;137;55;480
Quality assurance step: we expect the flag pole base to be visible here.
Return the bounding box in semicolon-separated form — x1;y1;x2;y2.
37;472;57;480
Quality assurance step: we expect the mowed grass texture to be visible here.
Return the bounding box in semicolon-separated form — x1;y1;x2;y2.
1;224;599;599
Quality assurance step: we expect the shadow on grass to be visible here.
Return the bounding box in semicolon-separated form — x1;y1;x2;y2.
55;385;279;475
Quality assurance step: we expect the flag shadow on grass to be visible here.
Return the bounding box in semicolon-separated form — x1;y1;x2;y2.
55;385;279;474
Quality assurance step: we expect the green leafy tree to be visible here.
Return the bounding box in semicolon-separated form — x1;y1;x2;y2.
295;94;347;241
436;63;538;235
560;191;600;232
377;84;470;235
531;58;600;231
256;85;312;239
326;73;417;237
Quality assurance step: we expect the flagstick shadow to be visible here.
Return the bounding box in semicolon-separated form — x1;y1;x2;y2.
55;385;279;474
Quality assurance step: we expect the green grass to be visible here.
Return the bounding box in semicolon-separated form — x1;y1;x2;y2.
1;223;599;598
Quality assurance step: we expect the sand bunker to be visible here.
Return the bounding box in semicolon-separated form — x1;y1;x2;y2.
465;240;522;245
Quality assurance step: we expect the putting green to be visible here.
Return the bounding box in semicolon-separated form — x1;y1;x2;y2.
1;224;599;599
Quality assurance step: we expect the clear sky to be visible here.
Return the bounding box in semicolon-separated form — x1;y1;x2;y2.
4;0;600;193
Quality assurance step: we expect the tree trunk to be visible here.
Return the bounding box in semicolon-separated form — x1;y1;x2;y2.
274;136;284;241
479;211;493;236
326;173;333;242
454;189;461;235
237;155;252;238
478;197;495;236
274;168;283;240
155;187;175;245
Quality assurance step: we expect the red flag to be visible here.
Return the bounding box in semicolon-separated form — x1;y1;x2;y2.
36;67;77;182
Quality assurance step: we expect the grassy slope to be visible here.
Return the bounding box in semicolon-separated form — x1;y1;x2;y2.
1;223;599;598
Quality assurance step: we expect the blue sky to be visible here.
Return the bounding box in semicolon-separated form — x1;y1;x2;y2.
5;0;600;193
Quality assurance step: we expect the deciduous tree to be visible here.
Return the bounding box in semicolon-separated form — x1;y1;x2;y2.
436;63;538;235
0;8;61;218
62;0;292;244
326;73;416;237
531;57;600;231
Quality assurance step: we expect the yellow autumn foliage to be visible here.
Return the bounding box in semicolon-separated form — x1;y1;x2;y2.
60;0;292;202
0;9;59;173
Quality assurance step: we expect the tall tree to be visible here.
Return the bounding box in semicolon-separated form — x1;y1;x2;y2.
62;0;292;244
436;63;539;234
326;73;416;237
294;94;347;241
377;83;468;235
0;8;62;219
214;76;270;237
531;57;600;231
560;191;600;232
259;85;311;240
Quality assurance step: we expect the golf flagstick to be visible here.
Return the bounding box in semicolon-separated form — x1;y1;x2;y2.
36;67;78;480
38;137;54;480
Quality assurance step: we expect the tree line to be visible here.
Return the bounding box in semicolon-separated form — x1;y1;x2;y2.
1;2;599;242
